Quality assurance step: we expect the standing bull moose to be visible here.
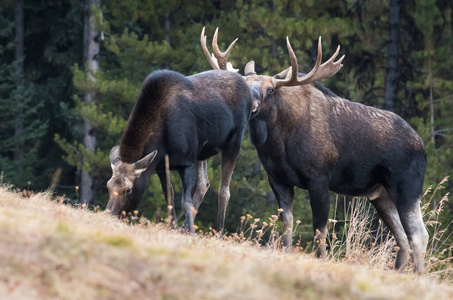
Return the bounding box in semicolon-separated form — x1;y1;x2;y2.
106;49;260;233
201;28;428;273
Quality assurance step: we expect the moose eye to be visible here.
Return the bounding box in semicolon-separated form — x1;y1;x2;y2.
125;188;132;195
267;88;274;95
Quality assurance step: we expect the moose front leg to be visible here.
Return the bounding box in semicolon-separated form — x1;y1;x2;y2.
179;164;199;234
217;145;241;234
308;177;331;259
268;176;295;250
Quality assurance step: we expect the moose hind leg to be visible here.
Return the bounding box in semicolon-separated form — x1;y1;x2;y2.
193;160;210;211
370;188;411;271
396;199;429;274
308;177;330;259
182;160;210;229
179;164;199;234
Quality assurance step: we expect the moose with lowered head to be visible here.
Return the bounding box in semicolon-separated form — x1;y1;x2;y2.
106;38;260;234
202;28;428;273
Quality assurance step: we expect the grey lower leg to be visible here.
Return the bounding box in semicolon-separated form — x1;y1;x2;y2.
179;165;199;234
397;199;429;274
281;209;294;250
193;160;210;211
182;160;210;228
370;190;411;271
217;155;238;233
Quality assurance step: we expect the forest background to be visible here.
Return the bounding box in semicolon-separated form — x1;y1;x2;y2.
0;0;452;241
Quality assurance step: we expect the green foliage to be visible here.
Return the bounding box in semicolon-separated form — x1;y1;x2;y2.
0;11;48;187
413;0;442;37
0;0;84;192
54;134;110;178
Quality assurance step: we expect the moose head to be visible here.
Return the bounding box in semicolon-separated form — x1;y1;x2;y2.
243;37;344;118
106;145;157;216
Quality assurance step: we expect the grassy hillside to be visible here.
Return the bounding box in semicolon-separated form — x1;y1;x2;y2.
0;185;452;300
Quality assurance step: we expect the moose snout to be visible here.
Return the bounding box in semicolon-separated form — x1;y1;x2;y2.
250;85;262;115
106;191;125;216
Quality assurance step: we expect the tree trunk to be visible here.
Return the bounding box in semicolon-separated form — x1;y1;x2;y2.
81;0;100;205
384;0;400;112
14;0;24;174
164;11;170;69
428;51;434;143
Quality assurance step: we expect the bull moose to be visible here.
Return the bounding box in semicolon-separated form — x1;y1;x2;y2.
201;28;428;273
106;46;260;233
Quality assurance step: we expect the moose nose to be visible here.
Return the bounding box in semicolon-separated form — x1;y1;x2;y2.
106;202;121;216
106;201;114;212
106;191;120;213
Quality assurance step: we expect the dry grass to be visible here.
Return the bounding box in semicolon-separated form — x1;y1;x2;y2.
324;178;453;283
327;197;398;270
1;184;453;299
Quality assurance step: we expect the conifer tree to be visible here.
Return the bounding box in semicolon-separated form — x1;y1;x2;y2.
0;1;49;187
408;0;453;192
79;0;101;205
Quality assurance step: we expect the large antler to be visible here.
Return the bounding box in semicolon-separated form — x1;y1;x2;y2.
273;37;345;87
200;27;238;71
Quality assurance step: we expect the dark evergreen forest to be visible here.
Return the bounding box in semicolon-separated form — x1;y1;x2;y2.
1;0;452;240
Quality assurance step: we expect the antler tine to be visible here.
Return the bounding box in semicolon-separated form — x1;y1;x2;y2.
274;36;344;87
318;45;345;80
285;37;300;83
200;27;220;70
212;27;238;70
301;37;324;80
313;43;345;80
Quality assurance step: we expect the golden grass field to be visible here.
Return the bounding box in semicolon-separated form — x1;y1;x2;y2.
0;184;452;300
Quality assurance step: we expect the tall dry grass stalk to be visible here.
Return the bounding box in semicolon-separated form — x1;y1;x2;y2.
421;177;453;283
224;212;284;249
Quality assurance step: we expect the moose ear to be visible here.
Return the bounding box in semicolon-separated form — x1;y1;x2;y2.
274;66;291;79
109;145;121;168
244;61;256;76
134;150;158;175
